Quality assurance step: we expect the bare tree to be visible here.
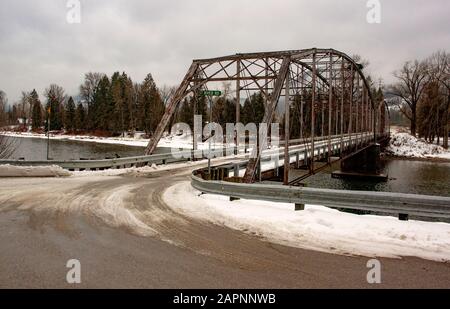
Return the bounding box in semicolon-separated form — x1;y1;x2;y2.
159;85;176;106
160;85;178;129
79;72;104;105
79;72;104;129
0;90;7;127
19;91;31;126
388;60;429;136
427;50;449;148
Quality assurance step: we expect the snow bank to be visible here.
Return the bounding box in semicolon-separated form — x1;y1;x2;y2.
386;132;450;159
0;164;71;177
70;156;244;177
163;182;450;262
2;131;233;150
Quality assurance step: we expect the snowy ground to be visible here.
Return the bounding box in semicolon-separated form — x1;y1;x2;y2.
386;132;450;159
1;131;229;150
70;156;244;177
0;164;71;177
163;181;450;262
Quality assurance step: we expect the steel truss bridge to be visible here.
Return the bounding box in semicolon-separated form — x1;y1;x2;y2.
145;48;390;184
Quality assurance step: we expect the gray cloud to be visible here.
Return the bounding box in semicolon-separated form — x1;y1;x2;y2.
0;0;449;103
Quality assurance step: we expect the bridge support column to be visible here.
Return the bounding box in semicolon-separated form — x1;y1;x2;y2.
295;203;305;211
399;213;409;221
333;143;387;181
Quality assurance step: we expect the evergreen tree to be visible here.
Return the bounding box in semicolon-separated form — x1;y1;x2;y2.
75;102;86;131
138;74;164;134
65;96;76;131
30;89;43;131
223;98;236;124
212;96;226;125
179;97;193;128
92;76;112;131
122;73;135;132
111;72;125;134
242;92;265;125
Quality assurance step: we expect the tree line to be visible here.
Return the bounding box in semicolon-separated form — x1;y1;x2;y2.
388;50;449;148
0;72;166;137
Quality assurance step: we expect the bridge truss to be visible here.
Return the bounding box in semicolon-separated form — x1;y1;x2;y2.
145;48;389;184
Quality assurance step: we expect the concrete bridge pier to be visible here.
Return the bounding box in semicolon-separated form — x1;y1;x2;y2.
332;143;387;181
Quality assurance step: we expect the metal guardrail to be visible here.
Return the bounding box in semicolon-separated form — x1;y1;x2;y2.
191;171;450;220
0;148;236;171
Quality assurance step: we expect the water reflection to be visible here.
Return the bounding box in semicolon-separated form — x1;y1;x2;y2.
304;158;450;197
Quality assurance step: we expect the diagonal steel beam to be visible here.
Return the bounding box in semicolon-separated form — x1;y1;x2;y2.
145;62;198;155
243;56;291;183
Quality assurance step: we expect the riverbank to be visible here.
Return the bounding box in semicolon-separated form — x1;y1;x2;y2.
1;130;230;150
385;132;450;161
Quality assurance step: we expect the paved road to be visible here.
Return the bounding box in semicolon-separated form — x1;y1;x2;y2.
0;163;449;288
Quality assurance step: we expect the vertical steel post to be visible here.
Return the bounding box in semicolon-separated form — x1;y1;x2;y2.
236;59;241;151
348;66;354;149
284;67;290;185
355;73;360;148
362;86;365;143
340;59;345;157
327;53;333;164
193;73;198;159
310;53;317;174
300;66;304;139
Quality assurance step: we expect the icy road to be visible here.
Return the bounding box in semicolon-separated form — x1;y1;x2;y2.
0;161;449;288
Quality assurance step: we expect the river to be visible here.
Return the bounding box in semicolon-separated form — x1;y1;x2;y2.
5;136;169;161
303;158;450;197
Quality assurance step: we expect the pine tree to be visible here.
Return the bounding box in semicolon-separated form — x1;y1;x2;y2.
29;89;43;131
179;97;193;128
223;98;236;124
92;76;111;131
212;96;226;125
65;96;76;131
242;92;265;125
122;73;135;132
111;72;124;134
75;102;86;131
138;74;164;134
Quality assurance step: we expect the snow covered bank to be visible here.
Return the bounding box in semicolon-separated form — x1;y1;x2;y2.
0;164;71;177
1;131;231;150
163;182;450;262
70;156;243;177
386;132;450;159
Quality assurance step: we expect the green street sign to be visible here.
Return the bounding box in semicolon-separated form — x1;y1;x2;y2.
200;90;222;97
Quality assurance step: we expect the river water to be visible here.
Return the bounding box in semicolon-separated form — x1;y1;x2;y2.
303;158;450;197
6;136;169;161
4;136;450;197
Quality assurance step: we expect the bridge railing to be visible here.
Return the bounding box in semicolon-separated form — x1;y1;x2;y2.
0;132;377;171
191;170;450;221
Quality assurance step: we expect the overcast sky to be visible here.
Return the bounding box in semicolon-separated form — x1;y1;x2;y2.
1;0;449;103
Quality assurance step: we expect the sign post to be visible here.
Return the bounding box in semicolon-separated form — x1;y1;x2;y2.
199;90;222;173
47;106;51;161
